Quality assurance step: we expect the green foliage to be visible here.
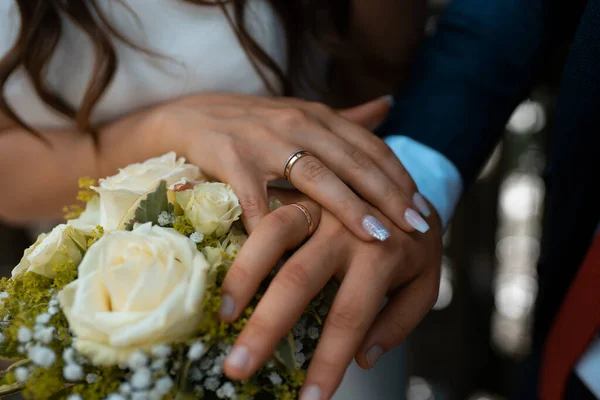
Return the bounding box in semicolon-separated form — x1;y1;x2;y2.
274;333;297;372
134;181;174;226
173;216;195;237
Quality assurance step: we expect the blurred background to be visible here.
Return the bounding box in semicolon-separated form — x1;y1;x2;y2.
0;1;581;399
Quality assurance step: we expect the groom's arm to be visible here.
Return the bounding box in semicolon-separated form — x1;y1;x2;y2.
378;0;548;226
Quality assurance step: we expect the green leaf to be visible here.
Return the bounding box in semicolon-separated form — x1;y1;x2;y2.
133;181;174;226
274;332;297;371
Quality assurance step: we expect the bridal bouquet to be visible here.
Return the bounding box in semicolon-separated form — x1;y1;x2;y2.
0;153;331;400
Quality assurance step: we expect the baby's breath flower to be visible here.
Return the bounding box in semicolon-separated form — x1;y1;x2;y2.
188;342;206;360
157;211;176;227
35;313;51;324
131;392;149;400
62;347;76;363
200;357;213;370
190;367;204;382
318;305;329;316
63;363;84;381
204;376;220;391
28;344;56;367
295;352;306;366
86;373;99;383
154;376;174;395
47;306;59;316
0;333;4;343
33;325;55;344
292;324;306;339
18;326;32;343
307;326;320;340
127;350;149;370
67;394;83;400
106;394;126;400
268;372;283;386
151;344;172;359
131;367;152;390
17;345;25;354
119;382;132;395
151;358;167;371
0;291;8;299
190;232;205;243
14;366;29;382
216;382;236;399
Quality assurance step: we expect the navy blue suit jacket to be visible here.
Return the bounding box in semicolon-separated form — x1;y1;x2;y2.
380;0;600;397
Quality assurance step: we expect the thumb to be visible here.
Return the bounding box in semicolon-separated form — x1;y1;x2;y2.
337;95;393;131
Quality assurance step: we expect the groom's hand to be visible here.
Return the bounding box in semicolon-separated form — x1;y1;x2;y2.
221;189;443;400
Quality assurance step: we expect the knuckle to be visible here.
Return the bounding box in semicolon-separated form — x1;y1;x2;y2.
274;261;312;291
224;263;251;288
308;101;333;116
383;186;408;205
347;147;374;170
299;158;331;184
238;197;264;219
368;136;395;159
276;107;310;126
327;304;368;332
265;208;296;230
388;318;410;342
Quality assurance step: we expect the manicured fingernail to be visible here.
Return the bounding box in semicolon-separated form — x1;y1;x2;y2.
366;345;383;367
362;215;391;241
219;295;236;319
300;385;322;400
381;94;395;107
225;346;251;371
404;208;430;233
412;192;431;217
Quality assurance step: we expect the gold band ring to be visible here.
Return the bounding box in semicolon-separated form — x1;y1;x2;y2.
283;150;312;182
290;203;315;237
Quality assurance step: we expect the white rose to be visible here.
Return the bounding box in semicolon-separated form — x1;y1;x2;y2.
222;227;248;257
67;196;101;235
58;223;210;366
95;152;200;230
12;224;86;279
176;183;242;237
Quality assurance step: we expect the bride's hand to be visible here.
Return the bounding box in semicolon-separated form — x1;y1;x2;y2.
220;189;442;399
149;93;429;241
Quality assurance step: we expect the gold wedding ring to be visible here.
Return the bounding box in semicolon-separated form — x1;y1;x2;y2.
283;150;312;183
290;203;315;237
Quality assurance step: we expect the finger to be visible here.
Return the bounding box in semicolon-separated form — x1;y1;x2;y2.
301;258;388;400
227;173;271;234
336;95;391;131
220;196;321;322
277;151;397;241
223;228;342;380
355;274;439;370
275;100;430;233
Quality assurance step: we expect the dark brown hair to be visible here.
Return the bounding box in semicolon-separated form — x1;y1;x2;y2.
0;0;351;139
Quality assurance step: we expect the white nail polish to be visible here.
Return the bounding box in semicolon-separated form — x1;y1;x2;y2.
366;345;383;367
404;208;430;233
225;346;250;371
362;215;391;241
219;295;236;319
300;385;322;400
381;94;395;108
412;192;431;217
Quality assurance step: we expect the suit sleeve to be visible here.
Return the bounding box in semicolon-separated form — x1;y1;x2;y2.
377;0;548;221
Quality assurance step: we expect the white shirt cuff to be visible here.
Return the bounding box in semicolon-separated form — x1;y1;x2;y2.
385;136;463;229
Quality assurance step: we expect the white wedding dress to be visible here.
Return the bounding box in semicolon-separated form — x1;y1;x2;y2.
0;1;406;398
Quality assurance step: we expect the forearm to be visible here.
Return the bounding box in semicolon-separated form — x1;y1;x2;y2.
0;108;168;224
